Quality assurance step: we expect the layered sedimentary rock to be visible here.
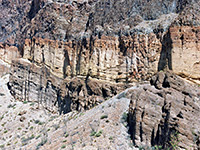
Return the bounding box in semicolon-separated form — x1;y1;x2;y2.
169;26;200;81
0;43;20;77
23;34;162;82
160;1;200;83
128;71;200;149
9;58;128;113
6;0;200;114
0;43;20;64
9;59;58;112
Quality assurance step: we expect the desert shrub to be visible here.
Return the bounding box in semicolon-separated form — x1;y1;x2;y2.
100;114;108;119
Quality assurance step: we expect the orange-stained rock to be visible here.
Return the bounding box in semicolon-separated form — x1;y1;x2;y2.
0;43;20;64
169;26;200;81
23;35;162;82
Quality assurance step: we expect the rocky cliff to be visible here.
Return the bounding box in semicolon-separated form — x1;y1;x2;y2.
9;58;129;113
0;0;200;149
2;71;200;150
0;43;20;77
128;71;200;149
2;0;200;113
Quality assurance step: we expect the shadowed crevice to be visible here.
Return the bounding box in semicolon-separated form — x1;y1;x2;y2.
158;29;173;71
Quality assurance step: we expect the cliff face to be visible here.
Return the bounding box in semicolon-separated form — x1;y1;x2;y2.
0;0;200;149
0;43;20;77
23;34;162;81
5;0;200;113
9;58;128;113
170;26;200;81
128;71;200;149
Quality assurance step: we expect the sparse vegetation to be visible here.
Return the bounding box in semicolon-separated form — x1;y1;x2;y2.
7;103;16;108
63;139;67;143
36;135;41;139
61;145;66;149
79;112;85;116
100;114;108;119
90;131;97;136
121;112;128;127
30;102;35;106
36;138;47;149
109;136;113;140
21;134;35;145
64;133;69;137
4;130;8;133
90;130;103;137
23;101;28;104
0;115;4;120
153;145;162;150
34;120;44;125
168;131;181;150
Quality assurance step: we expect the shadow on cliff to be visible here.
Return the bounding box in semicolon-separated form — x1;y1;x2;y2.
158;30;172;71
57;93;71;115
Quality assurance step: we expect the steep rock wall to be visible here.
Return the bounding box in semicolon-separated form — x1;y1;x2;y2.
128;71;200;149
6;0;200;115
9;58;128;113
0;43;20;77
23;34;162;82
170;26;200;80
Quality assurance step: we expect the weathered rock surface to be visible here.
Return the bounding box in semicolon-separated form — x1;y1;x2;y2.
9;58;130;113
23;34;162;81
128;71;200;149
0;43;20;64
0;0;200;150
0;0;198;121
0;43;20;77
0;0;197;83
3;71;200;150
0;74;135;150
169;26;200;83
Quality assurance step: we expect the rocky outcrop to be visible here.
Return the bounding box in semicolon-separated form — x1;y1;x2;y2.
158;0;200;84
9;58;129;113
0;43;20;64
128;71;200;149
0;43;20;77
9;59;59;112
169;26;200;83
5;0;200;114
23;34;162;81
4;71;200;150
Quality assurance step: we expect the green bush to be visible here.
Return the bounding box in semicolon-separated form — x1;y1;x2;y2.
61;145;66;149
90;130;103;137
36;138;47;149
100;114;108;119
